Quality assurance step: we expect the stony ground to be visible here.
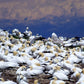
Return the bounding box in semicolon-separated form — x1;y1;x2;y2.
0;29;84;84
0;62;84;84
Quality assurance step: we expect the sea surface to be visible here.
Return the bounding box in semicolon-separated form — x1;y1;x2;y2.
0;17;84;38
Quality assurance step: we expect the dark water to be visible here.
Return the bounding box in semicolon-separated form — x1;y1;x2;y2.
0;17;84;38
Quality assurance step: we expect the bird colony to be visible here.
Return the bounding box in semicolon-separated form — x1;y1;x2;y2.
0;27;84;84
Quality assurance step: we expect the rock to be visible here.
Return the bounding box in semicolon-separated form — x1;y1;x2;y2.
1;68;17;83
28;74;52;84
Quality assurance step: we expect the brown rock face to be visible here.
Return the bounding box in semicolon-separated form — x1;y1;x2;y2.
1;68;17;82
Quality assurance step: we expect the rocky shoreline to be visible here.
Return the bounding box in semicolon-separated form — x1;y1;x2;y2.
0;28;84;84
